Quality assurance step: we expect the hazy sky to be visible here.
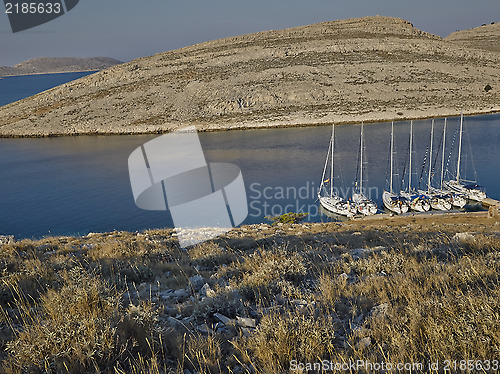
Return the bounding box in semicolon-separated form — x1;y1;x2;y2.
1;0;499;66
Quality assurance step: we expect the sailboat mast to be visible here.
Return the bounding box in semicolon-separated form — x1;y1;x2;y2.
441;118;447;189
456;110;463;182
360;122;364;194
390;122;394;194
428;120;434;192
409;120;413;191
331;124;334;197
320;125;332;196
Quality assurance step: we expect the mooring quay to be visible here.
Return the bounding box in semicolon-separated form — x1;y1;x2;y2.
482;198;500;208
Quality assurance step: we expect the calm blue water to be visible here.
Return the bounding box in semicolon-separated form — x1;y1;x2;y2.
0;71;97;107
0;74;499;239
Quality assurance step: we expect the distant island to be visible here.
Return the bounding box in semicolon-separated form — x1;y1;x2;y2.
0;57;123;77
0;16;499;137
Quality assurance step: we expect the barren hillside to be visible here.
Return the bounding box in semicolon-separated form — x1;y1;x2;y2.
0;57;122;77
0;16;499;137
445;22;500;52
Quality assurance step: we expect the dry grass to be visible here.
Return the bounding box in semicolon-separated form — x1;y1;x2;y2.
188;242;237;269
184;332;223;373
3;269;119;372
0;216;498;373
0;267;166;374
247;311;338;373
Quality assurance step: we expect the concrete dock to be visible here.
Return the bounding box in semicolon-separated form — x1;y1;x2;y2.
482;198;500;208
482;198;500;218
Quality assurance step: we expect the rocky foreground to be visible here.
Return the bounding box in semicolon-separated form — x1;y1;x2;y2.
0;57;122;77
0;16;499;137
0;212;499;373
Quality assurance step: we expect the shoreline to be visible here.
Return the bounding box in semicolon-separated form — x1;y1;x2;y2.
0;69;100;79
3;209;496;242
1;107;499;139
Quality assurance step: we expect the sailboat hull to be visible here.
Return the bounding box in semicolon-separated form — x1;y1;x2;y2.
400;192;430;212
352;193;378;215
319;196;355;218
430;198;452;211
418;189;452;211
443;180;486;202
382;190;408;214
442;113;486;203
451;194;467;208
318;124;358;218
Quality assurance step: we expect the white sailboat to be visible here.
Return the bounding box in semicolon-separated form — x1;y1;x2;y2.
383;122;409;214
352;123;378;216
443;111;486;202
418;119;452;211
400;120;431;212
318;124;357;218
428;118;466;208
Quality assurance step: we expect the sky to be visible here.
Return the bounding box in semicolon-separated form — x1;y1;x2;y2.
1;0;499;67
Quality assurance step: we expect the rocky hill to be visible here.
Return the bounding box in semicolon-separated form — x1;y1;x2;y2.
0;57;122;77
0;16;499;137
445;22;500;52
0;66;19;76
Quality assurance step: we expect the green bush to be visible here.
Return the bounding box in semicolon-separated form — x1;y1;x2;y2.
266;212;309;225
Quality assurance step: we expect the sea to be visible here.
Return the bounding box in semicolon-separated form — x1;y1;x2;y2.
1;73;499;239
0;71;97;107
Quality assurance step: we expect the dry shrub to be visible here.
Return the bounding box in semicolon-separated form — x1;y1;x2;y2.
188;241;236;267
246;310;338;373
2;267;163;374
3;268;119;373
239;247;307;296
210;246;308;303
342;247;500;370
457;233;500;254
85;231;177;261
88;237;151;260
115;354;163;374
316;271;348;308
191;287;246;321
0;257;58;310
184;332;223;374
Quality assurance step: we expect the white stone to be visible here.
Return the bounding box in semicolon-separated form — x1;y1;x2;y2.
236;316;256;328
